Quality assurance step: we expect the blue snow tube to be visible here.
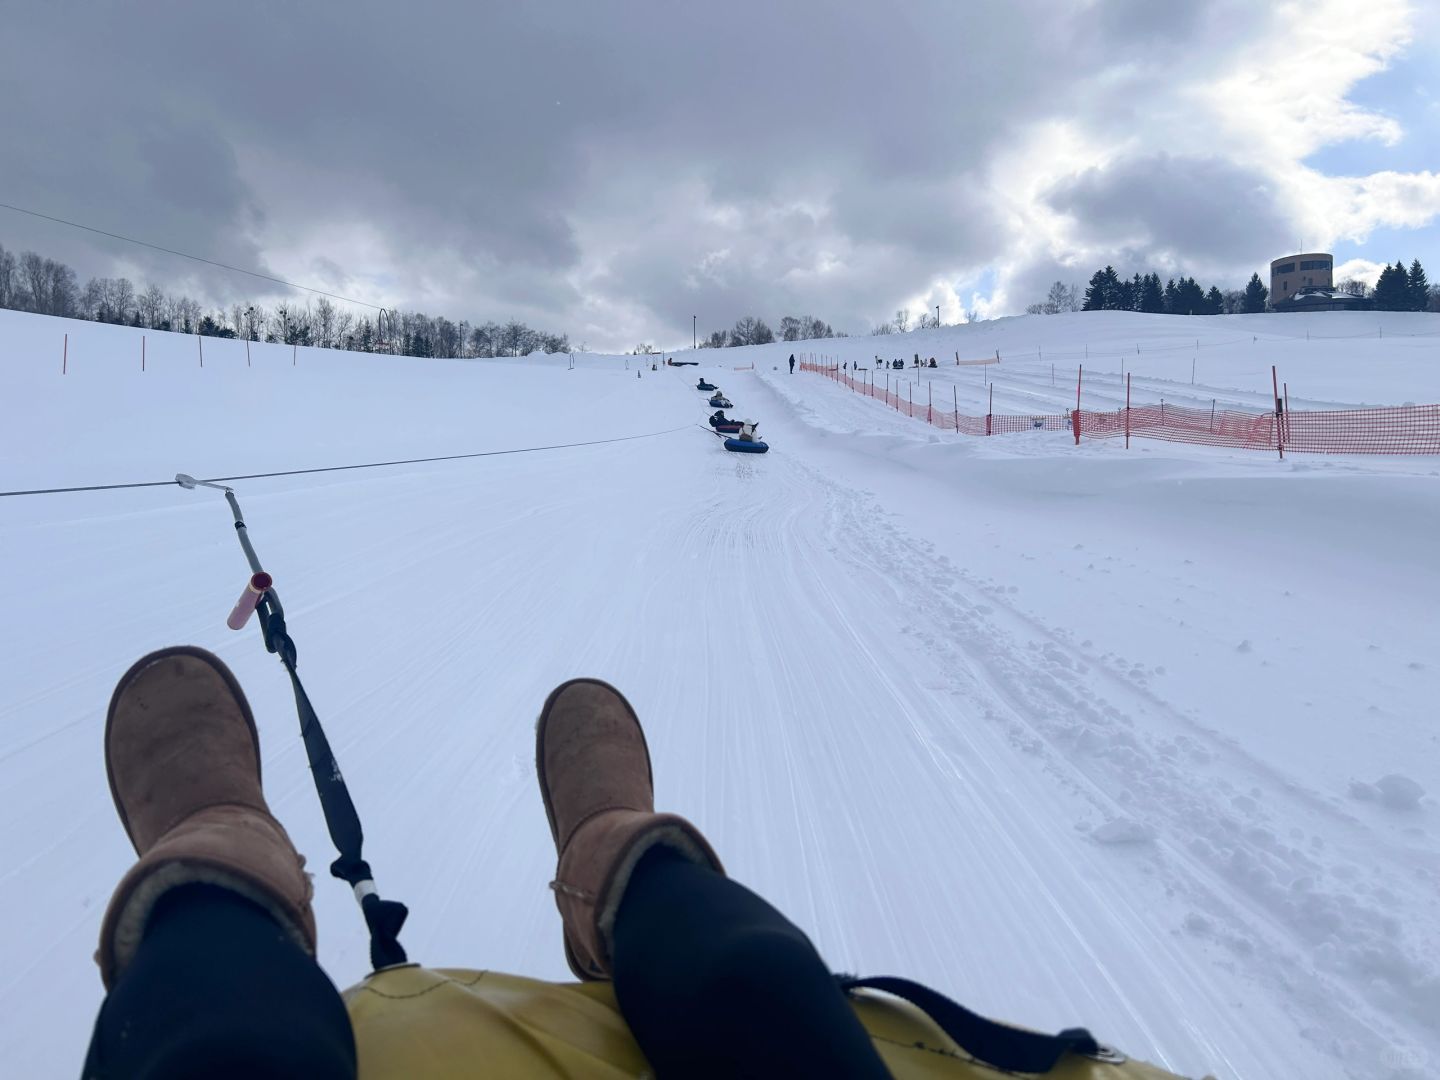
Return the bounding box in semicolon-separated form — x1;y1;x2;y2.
724;437;769;454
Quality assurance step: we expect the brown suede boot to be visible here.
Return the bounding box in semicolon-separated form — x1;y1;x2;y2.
97;646;316;989
537;678;723;981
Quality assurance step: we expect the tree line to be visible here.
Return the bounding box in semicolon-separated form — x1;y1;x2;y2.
1363;260;1433;311
1072;266;1266;315
0;240;571;358
1037;259;1437;316
696;313;841;349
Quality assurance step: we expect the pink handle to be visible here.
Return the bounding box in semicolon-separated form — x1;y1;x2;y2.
227;572;273;630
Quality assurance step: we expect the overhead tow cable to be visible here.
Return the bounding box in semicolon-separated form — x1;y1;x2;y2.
0;425;692;498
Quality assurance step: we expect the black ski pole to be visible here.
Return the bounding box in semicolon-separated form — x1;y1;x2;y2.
176;473;409;970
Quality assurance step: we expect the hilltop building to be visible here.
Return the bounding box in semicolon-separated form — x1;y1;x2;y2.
1270;253;1332;303
1268;252;1368;313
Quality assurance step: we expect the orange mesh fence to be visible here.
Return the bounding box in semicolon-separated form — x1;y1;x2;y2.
1283;405;1440;454
799;362;1440;455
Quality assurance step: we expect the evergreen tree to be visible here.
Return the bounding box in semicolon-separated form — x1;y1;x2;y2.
1082;266;1115;310
1175;277;1207;315
1205;286;1224;315
1242;272;1268;313
1128;273;1144;311
1373;261;1410;310
1162;278;1180;314
1408;259;1429;312
1139;273;1165;313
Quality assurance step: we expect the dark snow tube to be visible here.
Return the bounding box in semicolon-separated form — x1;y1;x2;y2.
724;438;769;453
709;397;732;408
713;423;743;434
697;381;717;391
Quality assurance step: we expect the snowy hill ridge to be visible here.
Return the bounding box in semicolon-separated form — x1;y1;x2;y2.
2;307;1438;1079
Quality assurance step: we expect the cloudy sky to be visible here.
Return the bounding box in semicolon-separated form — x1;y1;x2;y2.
2;0;1437;350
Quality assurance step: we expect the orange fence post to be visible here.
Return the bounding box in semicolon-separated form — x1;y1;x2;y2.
986;384;993;436
62;333;67;375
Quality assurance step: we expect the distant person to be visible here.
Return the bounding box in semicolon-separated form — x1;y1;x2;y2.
788;354;795;374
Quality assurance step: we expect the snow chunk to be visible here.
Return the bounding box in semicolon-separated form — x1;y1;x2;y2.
1376;774;1426;811
1093;818;1156;845
1350;774;1425;810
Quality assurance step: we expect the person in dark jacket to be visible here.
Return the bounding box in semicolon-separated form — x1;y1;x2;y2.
788;354;795;374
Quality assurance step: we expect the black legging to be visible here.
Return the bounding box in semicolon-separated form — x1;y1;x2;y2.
83;859;890;1078
81;884;356;1079
614;847;891;1078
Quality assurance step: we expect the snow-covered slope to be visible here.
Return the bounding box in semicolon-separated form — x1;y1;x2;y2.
2;308;1436;1079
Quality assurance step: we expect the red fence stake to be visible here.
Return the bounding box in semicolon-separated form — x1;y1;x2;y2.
954;385;959;432
62;333;67;374
142;335;146;372
927;382;932;424
987;384;993;436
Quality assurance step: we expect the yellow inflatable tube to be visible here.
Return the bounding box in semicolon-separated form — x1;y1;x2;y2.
344;966;1193;1079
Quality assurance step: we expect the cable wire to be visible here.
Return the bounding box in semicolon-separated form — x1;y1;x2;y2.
0;426;693;499
0;201;387;311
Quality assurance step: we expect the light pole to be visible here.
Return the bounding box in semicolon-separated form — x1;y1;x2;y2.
936;304;941;328
693;315;697;350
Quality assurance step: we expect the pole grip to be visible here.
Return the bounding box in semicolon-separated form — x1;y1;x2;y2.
227;572;274;630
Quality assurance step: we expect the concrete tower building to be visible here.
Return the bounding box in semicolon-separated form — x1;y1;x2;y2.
1270;253;1333;304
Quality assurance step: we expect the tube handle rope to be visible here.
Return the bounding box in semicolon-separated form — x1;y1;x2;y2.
180;473;409;970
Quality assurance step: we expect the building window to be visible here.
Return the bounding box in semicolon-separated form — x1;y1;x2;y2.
1299;259;1331;271
1275;262;1296;273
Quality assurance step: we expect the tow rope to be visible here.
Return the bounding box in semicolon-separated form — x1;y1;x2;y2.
177;472;409;970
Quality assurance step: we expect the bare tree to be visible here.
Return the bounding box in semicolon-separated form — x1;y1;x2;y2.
242;304;265;341
19;251;47;312
1045;280;1079;313
0;243;15;309
102;277;135;323
893;309;909;333
729;316;774;346
138;285;166;329
313;297;337;348
80;278;106;320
